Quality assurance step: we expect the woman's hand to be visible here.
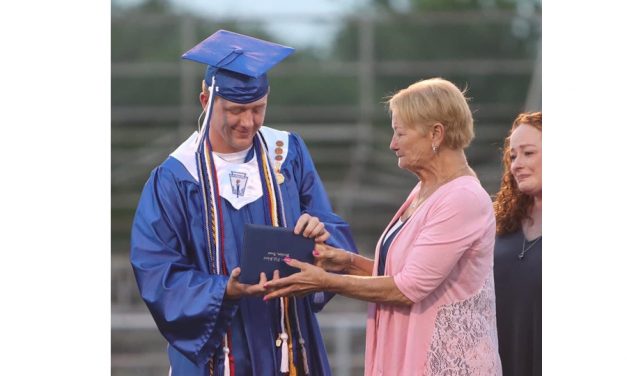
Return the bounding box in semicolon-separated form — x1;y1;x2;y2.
313;243;352;273
294;213;330;243
263;257;330;300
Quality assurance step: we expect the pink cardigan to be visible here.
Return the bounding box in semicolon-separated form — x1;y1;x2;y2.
365;176;502;376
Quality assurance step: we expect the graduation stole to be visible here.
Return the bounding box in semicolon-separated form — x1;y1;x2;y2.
195;79;309;376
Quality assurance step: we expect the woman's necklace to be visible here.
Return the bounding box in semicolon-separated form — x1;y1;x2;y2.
518;236;541;260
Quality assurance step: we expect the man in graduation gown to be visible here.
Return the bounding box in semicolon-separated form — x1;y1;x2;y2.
130;30;357;376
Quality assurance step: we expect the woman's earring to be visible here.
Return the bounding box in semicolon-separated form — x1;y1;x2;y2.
432;145;438;154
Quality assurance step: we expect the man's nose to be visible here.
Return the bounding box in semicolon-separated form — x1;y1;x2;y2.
239;110;254;127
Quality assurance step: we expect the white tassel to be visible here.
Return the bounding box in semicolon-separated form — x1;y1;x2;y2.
280;332;289;373
278;297;289;373
299;337;310;375
223;345;230;376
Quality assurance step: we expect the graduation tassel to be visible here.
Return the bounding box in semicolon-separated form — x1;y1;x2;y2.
299;337;309;376
223;347;230;376
292;297;310;375
222;333;231;376
278;296;289;373
280;333;289;373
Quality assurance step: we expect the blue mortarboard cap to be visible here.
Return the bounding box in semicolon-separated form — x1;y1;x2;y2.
182;30;294;104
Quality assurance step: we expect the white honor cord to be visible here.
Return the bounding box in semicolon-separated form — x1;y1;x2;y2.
279;297;289;373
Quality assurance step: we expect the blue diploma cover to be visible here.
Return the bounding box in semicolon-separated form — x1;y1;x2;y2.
239;224;315;284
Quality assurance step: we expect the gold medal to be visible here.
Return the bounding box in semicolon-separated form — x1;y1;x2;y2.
276;173;285;184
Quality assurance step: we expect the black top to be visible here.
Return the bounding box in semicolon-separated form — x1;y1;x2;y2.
494;229;542;376
377;219;407;276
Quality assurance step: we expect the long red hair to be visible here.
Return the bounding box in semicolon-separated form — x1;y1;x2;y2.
493;112;542;235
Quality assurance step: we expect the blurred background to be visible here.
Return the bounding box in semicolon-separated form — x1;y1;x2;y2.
111;0;541;374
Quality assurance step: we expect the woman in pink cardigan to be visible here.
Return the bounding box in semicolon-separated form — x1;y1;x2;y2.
265;78;502;375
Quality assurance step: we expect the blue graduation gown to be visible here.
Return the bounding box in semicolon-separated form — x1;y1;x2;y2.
130;127;357;376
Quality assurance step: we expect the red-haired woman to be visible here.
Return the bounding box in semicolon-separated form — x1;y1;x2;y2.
493;112;542;376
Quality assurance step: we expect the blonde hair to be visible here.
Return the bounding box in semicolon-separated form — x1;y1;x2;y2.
387;77;474;150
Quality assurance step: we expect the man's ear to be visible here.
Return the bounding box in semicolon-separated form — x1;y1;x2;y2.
199;92;208;108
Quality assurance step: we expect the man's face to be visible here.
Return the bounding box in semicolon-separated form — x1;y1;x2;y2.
208;95;268;153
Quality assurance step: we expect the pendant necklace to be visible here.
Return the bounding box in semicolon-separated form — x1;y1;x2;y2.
518;236;541;260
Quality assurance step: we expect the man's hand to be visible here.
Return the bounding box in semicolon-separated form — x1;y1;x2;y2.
294;213;330;243
226;267;279;299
